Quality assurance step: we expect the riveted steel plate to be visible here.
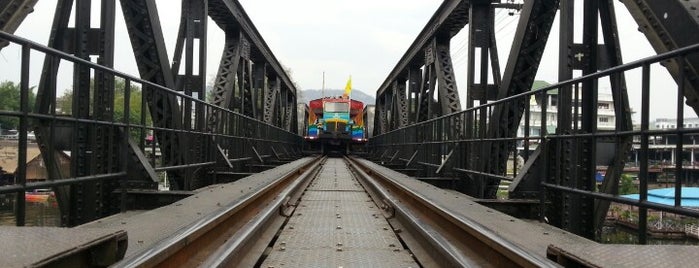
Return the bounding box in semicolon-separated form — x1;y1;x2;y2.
548;244;699;268
263;158;418;267
0;227;125;267
302;190;372;202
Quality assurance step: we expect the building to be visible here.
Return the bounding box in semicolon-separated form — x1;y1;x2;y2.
516;81;616;149
0;140;71;184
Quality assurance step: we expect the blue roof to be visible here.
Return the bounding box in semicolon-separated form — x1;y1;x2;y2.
622;187;699;207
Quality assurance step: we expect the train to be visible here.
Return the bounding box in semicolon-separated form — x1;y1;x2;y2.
304;96;368;154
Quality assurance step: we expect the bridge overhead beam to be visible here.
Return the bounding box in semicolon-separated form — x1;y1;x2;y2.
374;0;468;135
0;0;38;48
208;0;298;133
621;0;699;116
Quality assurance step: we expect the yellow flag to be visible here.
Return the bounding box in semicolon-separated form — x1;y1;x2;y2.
342;76;352;98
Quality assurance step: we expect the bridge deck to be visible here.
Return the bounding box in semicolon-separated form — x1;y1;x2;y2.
78;157;316;258
262;158;418;267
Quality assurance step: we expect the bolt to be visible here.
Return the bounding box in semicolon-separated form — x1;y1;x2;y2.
336;226;342;229
337;247;343;252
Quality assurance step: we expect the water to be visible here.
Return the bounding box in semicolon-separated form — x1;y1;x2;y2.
0;194;61;226
600;225;698;245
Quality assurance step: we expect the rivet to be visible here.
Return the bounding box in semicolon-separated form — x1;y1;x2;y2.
336;226;342;229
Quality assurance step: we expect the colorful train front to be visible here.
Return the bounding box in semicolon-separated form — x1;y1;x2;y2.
306;97;367;150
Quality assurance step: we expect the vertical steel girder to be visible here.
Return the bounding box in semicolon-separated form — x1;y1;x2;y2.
416;48;436;123
208;31;242;131
433;39;461;115
407;67;421;125
263;77;280;125
32;0;156;226
253;63;267;122
171;0;209;189
507;0;633;239
463;1;499;197
392;80;409;129
480;0;560;199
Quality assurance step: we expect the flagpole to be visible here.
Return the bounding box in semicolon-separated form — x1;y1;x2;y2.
322;71;325;99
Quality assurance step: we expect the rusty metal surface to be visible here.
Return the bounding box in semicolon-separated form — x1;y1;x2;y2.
0;226;125;267
78;157;315;258
262;158;418;267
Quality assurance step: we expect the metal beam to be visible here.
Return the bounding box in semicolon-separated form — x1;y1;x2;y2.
376;0;468;97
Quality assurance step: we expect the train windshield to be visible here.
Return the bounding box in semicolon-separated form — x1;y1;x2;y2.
324;102;350;113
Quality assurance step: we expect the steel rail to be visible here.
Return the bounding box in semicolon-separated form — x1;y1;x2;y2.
346;156;558;268
113;156;324;267
200;157;324;267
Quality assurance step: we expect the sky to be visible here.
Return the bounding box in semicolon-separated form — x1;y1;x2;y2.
0;0;690;121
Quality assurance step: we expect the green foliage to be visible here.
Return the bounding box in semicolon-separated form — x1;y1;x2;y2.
620;174;637;195
55;78;151;141
0;80;36;130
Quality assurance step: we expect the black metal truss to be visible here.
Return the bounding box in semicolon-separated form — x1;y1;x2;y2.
374;0;468;135
34;0;74;226
208;31;242;132
263;77;280;125
508;0;634;239
0;0;38;48
208;0;298;133
391;80;409;129
621;0;699;115
120;0;187;191
593;0;633;236
480;0;560;199
434;39;461;115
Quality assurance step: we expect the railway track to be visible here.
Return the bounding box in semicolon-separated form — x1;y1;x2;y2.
114;156;557;267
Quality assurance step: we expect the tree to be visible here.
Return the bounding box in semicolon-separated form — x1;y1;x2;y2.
619;174;637;195
0;80;36;130
55;78;151;140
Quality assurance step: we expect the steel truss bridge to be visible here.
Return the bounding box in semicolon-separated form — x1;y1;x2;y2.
1;0;699;266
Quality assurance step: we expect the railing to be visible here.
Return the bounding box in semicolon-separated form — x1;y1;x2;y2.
369;41;699;243
0;30;303;226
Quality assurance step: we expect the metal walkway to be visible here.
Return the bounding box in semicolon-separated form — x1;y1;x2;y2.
262;158;418;267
